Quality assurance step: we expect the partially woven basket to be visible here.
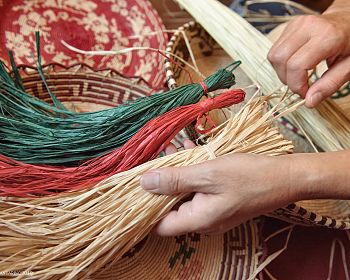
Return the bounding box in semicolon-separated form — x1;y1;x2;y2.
165;21;350;230
15;64;264;279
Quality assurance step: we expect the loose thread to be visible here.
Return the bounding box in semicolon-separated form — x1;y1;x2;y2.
327;238;350;280
157;49;194;84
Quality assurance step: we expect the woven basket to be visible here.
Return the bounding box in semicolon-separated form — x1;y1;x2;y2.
93;220;262;280
165;21;350;230
15;64;264;279
0;0;167;89
18;63;152;111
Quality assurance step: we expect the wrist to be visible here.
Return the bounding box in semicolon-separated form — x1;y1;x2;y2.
285;153;324;201
286;151;350;201
324;0;350;14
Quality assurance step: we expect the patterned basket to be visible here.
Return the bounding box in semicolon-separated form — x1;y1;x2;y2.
165;21;350;230
18;63;151;111
0;0;168;88
16;64;264;280
93;220;262;280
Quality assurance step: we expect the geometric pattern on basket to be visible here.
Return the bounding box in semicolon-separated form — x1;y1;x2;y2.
93;220;262;280
270;204;350;230
19;64;152;111
0;0;167;88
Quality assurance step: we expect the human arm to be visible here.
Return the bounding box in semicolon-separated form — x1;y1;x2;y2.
267;0;350;108
141;150;350;236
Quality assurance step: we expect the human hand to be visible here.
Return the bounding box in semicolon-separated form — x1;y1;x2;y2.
268;7;350;108
141;153;298;236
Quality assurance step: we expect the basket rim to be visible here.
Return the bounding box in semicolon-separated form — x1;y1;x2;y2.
164;21;199;90
10;62;159;91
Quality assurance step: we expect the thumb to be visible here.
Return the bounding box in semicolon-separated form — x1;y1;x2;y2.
305;56;350;108
140;164;212;195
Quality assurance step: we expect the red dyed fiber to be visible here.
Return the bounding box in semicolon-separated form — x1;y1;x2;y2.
0;89;245;197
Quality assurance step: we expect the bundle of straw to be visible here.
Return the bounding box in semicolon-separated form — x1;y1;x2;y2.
0;90;299;279
0;89;245;197
175;0;350;152
0;55;238;165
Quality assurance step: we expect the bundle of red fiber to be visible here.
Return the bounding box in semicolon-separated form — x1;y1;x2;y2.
0;89;245;197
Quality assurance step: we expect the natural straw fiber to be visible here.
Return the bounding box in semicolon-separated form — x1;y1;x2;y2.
0;89;298;279
174;0;350;153
164;21;312;152
164;20;350;230
0;63;262;279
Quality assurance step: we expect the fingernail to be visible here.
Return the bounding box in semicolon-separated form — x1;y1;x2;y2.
308;92;323;108
140;172;160;192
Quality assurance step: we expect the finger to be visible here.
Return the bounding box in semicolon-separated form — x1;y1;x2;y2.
184;139;196;150
269;35;310;84
270;18;301;51
305;56;350;108
286;39;340;97
140;163;217;195
164;143;178;155
327;55;344;68
154;201;202;236
154;194;213;236
268;21;310;83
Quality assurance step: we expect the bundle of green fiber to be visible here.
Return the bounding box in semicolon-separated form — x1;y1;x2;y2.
0;47;239;165
0;89;245;197
175;0;350;152
0;90;300;279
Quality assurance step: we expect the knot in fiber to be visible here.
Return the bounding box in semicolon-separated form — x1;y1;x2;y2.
200;81;208;95
199;98;216;115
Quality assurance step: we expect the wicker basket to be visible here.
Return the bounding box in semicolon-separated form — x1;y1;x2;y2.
165;21;350;230
0;0;168;89
18;63;152;111
93;220;262;280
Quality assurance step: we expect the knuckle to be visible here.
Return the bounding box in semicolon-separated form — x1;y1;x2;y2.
290;82;307;94
200;165;219;186
300;15;319;25
286;59;301;71
268;49;287;64
325;78;342;93
333;29;347;47
267;50;276;63
165;169;181;194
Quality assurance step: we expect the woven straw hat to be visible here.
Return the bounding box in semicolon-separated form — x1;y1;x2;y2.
164;21;350;230
0;0;167;88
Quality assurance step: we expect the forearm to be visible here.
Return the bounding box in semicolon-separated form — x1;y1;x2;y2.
326;0;350;12
285;150;350;201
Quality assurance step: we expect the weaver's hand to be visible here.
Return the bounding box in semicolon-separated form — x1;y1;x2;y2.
268;4;350;108
141;153;298;236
